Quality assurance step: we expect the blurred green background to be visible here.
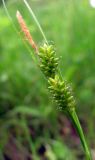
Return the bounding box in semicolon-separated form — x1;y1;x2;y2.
0;0;95;159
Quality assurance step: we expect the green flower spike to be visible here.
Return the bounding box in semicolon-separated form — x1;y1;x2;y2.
38;43;59;78
48;75;75;112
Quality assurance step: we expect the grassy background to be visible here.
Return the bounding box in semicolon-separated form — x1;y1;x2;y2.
0;0;95;159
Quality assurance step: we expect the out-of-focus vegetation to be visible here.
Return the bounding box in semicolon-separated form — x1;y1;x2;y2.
0;0;95;159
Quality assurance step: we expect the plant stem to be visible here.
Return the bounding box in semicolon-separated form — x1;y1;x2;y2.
68;110;92;160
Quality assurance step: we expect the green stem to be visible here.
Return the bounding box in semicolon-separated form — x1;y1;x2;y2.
68;110;92;160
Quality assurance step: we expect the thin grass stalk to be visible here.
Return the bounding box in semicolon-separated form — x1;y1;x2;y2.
68;110;92;160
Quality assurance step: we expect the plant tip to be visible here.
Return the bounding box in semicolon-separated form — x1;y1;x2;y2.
16;10;21;18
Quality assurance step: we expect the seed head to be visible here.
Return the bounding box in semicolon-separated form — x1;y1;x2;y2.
48;75;75;111
38;43;59;78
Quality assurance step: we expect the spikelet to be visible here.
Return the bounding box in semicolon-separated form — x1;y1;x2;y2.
38;43;59;78
16;10;38;52
48;75;75;111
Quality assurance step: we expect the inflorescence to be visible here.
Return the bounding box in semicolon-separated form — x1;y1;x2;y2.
16;11;76;112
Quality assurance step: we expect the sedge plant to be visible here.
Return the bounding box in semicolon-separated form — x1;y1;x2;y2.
16;10;92;160
2;0;92;159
